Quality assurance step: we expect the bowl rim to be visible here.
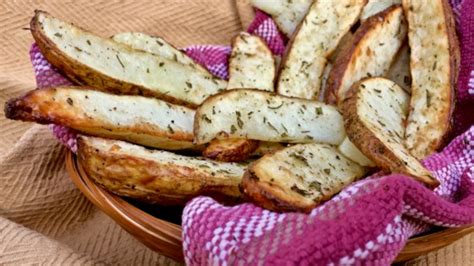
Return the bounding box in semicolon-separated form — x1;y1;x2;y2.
66;151;474;263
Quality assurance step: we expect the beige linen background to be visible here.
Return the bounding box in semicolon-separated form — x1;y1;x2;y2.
0;0;471;264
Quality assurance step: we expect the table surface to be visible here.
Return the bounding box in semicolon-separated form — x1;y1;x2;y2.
0;0;472;264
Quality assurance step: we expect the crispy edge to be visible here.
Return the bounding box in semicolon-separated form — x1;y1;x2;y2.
241;167;316;213
30;10;198;108
76;136;242;205
325;5;403;105
342;79;439;188
403;0;460;154
203;139;260;162
4;88;194;142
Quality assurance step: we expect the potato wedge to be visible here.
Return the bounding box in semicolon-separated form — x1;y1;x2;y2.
111;32;210;74
203;138;260;162
250;0;313;36
194;89;345;145
386;43;411;93
77;136;246;205
227;32;275;91
5;87;198;150
342;77;438;187
30;11;227;108
325;5;407;106
403;0;459;159
361;0;401;21
338;137;375;167
277;0;366;99
242;143;366;212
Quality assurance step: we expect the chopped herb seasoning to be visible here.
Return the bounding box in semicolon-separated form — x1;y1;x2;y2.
116;54;125;68
315;107;323;115
66;98;73;106
377;120;386;127
146;68;150;73
323;168;331;175
426;91;432;107
202;114;212;123
374;89;381;93
230;125;237;134
74;46;82;52
267;121;279;133
173;54;178;62
167;125;174;134
268;102;283;109
291;185;311;196
309;181;322;191
236;111;244;129
198;164;211;168
86;39;91;45
156;39;163;46
159;62;165;67
54;33;62;38
186;82;193;89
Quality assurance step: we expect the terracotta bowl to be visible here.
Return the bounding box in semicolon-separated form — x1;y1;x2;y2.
65;151;474;263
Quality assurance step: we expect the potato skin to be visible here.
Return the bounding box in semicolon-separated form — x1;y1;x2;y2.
203;139;260;162
77;137;243;205
342;79;439;188
325;5;403;105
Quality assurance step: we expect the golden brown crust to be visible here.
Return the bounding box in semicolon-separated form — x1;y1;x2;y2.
77;136;243;205
30;10;199;108
241;168;315;213
203;139;260;162
342;79;439;188
325;5;402;104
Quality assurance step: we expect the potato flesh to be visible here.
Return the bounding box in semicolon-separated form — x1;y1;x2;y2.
228;33;274;91
277;0;366;99
338;137;375;167
361;0;401;20
355;79;431;179
112;32;206;71
252;143;365;206
38;13;226;106
250;0;313;36
195;90;345;145
403;0;454;159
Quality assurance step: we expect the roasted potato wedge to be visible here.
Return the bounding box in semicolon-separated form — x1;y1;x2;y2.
386;43;411;93
194;89;345;145
30;11;227;108
5;87;198;150
277;0;366;100
227;32;275;91
403;0;460;159
250;0;313;36
242;143;366;212
361;0;401;21
325;5;407;106
342;78;438;187
203;138;260;162
338;137;375;167
111;32;211;75
77;136;246;205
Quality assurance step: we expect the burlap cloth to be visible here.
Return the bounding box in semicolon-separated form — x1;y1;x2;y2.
0;1;472;265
